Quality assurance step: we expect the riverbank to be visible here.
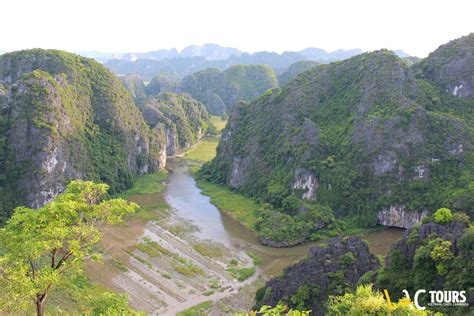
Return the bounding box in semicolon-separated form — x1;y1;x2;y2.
82;165;262;315
74;114;404;315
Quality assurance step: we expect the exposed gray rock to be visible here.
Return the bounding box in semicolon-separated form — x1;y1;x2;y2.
293;168;318;200
377;205;428;228
229;156;248;188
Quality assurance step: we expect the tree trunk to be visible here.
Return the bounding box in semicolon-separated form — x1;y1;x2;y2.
36;297;45;316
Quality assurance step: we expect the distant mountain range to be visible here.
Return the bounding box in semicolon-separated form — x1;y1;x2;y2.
98;43;412;79
109;44;369;63
0;45;413;80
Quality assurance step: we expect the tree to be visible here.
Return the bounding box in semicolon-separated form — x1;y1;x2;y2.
434;207;453;224
0;180;138;316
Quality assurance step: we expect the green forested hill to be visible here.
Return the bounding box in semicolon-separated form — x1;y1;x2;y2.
201;36;474;245
145;75;179;96
0;49;166;223
179;64;279;115
138;92;210;155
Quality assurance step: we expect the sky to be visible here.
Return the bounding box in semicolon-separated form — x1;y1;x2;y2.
1;0;473;57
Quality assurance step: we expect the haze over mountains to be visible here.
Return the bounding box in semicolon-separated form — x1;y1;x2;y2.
78;43;371;63
71;43;411;79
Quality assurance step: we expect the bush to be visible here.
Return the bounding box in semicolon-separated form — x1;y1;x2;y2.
434;208;453;224
340;252;357;266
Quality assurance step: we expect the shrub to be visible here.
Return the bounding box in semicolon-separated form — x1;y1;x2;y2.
434;208;453;224
340;252;357;266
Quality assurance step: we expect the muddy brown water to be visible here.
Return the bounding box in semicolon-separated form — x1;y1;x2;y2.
164;160;405;277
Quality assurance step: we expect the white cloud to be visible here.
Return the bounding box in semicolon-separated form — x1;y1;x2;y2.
1;0;473;57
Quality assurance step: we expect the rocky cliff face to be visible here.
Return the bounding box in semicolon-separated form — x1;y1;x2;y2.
0;49;166;221
255;237;380;315
377;205;428;228
139;92;209;156
203;36;474;230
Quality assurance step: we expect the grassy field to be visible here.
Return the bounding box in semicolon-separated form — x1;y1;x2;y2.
177;300;213;316
183;116;226;164
114;171;170;221
197;180;260;230
209;115;227;131
184;136;220;163
120;171;168;196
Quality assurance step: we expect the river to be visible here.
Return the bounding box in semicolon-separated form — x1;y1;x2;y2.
164;160;404;277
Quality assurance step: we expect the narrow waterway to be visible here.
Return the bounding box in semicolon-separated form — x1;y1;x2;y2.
164;160;404;276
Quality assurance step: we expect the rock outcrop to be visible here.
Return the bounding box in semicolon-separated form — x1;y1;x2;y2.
255;237;381;315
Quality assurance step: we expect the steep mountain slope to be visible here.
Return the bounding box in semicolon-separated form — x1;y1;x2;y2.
138;92;209;155
0;49;166;223
278;60;319;86
201;39;473;238
179;64;279;115
415;33;474;98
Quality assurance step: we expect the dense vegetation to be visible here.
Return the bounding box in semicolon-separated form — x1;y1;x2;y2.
179;64;279;115
200;35;474;245
0;49;166;223
327;284;434;315
0;180;139;315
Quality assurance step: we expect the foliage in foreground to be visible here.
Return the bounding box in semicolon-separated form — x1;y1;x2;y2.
235;304;311;316
0;180;138;315
327;284;438;315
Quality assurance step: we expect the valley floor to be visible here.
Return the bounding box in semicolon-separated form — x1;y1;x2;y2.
53;118;403;315
81;168;261;315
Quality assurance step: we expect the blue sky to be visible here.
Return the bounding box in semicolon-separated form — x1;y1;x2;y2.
1;0;473;57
